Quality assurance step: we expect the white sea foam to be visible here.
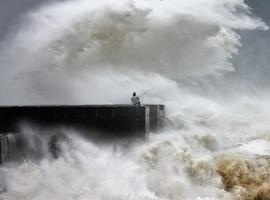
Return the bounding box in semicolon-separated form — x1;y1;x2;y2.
0;0;270;200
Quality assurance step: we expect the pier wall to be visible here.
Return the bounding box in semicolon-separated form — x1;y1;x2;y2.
0;105;165;163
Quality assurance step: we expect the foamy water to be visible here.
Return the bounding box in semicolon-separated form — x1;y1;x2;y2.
0;0;270;199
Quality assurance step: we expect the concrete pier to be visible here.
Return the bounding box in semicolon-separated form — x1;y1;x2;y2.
0;134;8;164
0;105;165;163
147;105;165;132
0;105;165;137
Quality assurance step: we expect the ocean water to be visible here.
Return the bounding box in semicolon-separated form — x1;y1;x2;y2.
0;0;270;199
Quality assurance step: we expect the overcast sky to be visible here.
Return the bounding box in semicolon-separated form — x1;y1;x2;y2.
0;0;62;39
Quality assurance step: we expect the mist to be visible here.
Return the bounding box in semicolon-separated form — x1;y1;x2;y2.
0;0;268;105
1;0;270;200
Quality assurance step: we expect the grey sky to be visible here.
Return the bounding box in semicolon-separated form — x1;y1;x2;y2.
246;0;270;24
0;0;63;39
232;0;270;87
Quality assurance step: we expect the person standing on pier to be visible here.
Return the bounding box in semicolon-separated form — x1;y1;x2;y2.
131;92;141;106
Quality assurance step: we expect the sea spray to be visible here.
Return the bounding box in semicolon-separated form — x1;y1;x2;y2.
0;0;267;104
0;0;270;200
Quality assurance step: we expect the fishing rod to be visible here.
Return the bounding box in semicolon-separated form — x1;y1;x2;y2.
139;88;154;97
